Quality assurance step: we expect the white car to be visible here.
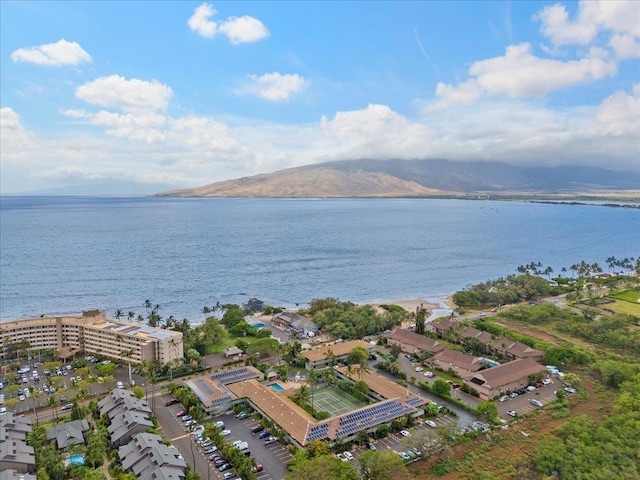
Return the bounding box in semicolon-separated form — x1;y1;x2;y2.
542;379;552;385
116;381;124;389
399;430;411;437
19;395;25;401
336;453;347;462
414;367;423;372
0;407;7;415
221;429;231;436
425;420;437;428
398;451;411;460
343;451;354;461
499;395;509;402
423;371;434;378
507;410;517;417
530;399;544;407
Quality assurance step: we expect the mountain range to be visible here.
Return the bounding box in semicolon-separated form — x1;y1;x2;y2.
156;159;640;198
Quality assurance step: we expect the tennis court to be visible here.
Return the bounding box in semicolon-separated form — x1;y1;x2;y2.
311;387;365;416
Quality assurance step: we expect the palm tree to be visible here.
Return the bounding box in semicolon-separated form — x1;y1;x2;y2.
128;311;135;323
292;384;310;407
115;309;123;321
122;349;134;383
307;370;323;413
324;348;337;368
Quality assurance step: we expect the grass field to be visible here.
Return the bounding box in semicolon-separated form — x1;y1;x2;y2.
603;299;640;316
608;289;640;303
312;387;365;416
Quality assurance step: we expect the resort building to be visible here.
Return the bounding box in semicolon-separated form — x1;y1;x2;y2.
428;318;458;336
272;312;319;337
428;349;484;376
118;432;186;480
0;412;35;474
461;357;547;400
387;329;445;356
185;366;263;414
0;310;183;366
45;419;90;450
302;340;375;370
187;364;426;448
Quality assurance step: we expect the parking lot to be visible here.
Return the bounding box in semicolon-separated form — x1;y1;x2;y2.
156;397;292;480
496;379;560;419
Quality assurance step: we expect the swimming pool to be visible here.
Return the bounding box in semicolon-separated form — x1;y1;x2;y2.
267;383;285;392
66;454;85;466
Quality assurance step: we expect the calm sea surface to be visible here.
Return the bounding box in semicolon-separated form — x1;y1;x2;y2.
1;196;638;323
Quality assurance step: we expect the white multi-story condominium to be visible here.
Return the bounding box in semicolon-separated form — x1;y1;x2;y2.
0;310;183;366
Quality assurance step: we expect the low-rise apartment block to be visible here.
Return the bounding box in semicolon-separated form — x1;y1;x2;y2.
0;412;35;474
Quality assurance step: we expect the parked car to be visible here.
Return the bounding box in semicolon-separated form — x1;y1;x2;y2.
542;378;552;385
425;420;437;428
218;463;232;472
116;381;124;389
507;410;517;417
251;464;263;473
414;367;423;372
164;398;180;406
258;430;271;439
499;395;509;402
204;446;217;454
181;415;193;422
343;452;354;461
399;430;411;437
530;399;544;407
509;392;519;398
235;411;250;419
423;371;434;378
264;436;278;445
222;473;236;480
251;425;264;435
176;410;188;417
221;429;231;436
399;451;411;460
336;453;347;462
367;442;377;451
564;387;576;394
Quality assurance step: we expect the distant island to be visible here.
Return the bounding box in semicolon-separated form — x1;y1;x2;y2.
155;159;640;202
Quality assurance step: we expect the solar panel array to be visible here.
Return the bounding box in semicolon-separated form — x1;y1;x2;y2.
306;423;329;442
406;397;426;406
210;368;257;385
334;400;416;437
196;378;213;395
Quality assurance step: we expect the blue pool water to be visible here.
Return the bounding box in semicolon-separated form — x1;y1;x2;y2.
67;454;85;466
252;322;265;329
268;383;285;392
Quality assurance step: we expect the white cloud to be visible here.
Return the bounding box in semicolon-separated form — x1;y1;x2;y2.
218;16;270;45
534;1;640;58
430;43;617;106
0;108;32;162
188;3;218;38
432;80;483;109
75;75;173;112
534;2;599;47
609;33;640;59
470;43;616;97
595;83;640;134
11;39;92;66
240;73;307;101
188;2;269;44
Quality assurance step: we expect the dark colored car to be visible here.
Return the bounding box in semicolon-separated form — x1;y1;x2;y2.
258;430;271;439
214;458;227;467
176;409;188;417
165;398;180;406
218;463;232;472
251;425;264;435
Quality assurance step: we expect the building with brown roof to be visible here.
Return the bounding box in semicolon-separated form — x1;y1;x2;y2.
387;329;445;355
429;318;457;336
461;357;546;400
185;366;262;414
302;340;375;369
227;368;426;448
459;326;494;344
429;349;484;376
485;338;544;361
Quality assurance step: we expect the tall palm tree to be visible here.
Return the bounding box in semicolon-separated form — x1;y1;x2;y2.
292;384;310;407
115;309;123;321
307;370;323;413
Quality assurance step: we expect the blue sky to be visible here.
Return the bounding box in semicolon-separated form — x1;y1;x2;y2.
1;1;639;193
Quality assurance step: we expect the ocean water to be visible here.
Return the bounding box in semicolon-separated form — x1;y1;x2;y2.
1;196;638;323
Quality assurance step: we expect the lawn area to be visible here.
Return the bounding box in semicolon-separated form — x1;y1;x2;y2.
603;299;640;316
608;288;640;303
